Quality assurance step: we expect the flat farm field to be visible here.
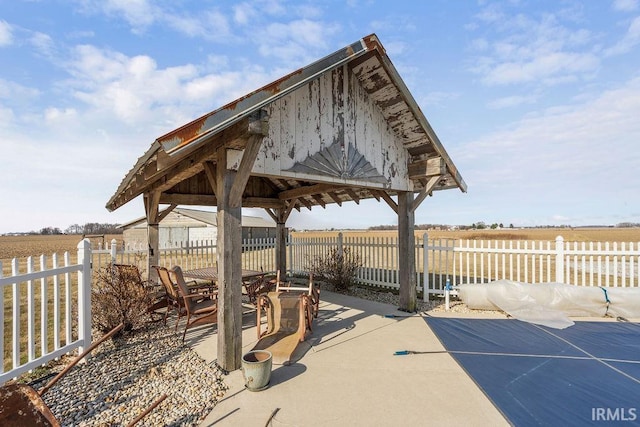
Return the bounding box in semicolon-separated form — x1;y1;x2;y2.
2;228;639;262
293;227;640;243
0;234;123;261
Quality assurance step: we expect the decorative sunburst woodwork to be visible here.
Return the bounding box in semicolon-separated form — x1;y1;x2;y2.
285;142;387;184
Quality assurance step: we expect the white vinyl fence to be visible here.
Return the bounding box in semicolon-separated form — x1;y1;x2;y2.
0;240;92;384
91;238;277;275
290;233;640;300
4;233;638;383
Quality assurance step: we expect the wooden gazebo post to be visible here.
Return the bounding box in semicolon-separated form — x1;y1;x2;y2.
215;145;243;371
144;192;160;282
216;114;267;371
398;191;417;312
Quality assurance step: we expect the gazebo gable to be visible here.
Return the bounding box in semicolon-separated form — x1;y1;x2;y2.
105;34;466;215
252;65;410;192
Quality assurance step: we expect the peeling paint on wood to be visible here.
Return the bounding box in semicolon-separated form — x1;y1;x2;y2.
254;66;409;190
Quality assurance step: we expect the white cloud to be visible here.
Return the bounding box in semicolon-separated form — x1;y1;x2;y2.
483;51;599;85
458;75;640;199
78;0;235;40
422;91;461;108
259;19;340;63
233;3;256;25
0;78;40;102
0;20;13;46
100;0;157;33
605;15;640;55
487;94;537;109
165;10;233;41
29;31;56;57
58;44;279;131
613;0;639;12
468;9;600;86
44;107;78;124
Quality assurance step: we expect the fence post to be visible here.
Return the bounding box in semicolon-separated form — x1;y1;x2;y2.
110;239;117;263
77;238;92;354
423;233;429;302
337;232;344;258
555;235;565;283
287;232;293;276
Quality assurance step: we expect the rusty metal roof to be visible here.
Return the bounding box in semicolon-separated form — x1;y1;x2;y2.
106;33;466;213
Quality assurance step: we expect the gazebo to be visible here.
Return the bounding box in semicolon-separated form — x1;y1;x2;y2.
106;34;466;371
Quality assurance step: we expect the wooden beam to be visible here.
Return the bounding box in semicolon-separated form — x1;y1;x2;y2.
297;196;313;211
408;157;445;180
344;188;360;204
275;207;288;277
411;176;440;213
157;204;177;222
144;191;161;223
160;194;217;206
311;194;326;208
159;194;283;209
150;119;253;194
278;183;341;201
203;161;217;198
376;190;398;214
398;191;417;312
229;134;264;207
111;117;253;209
264;208;278;223
216;145;243;372
283;199;298;220
242;197;284;209
327;191;342;206
144;190;161;283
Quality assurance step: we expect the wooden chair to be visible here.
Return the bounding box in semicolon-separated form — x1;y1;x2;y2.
244;270;272;307
253;291;312;365
171;266;219;342
276;272;320;320
152;265;183;329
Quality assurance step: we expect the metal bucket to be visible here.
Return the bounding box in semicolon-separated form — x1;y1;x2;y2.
241;350;272;391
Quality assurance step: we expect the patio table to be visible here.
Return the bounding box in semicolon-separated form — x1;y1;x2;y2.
183;267;267;309
182;267;265;284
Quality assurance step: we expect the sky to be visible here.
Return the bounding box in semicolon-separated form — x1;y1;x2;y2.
1;0;640;234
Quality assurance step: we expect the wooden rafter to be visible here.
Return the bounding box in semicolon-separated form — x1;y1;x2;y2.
344;188;360;204
297;196;313;210
327;191;342;206
311;194;326;208
278;182;341;201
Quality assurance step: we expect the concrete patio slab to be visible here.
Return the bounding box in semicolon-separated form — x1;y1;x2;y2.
190;291;509;426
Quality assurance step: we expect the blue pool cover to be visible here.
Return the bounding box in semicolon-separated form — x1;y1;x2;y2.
423;318;640;426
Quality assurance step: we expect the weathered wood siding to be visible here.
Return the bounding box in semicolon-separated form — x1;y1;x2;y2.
253;65;410;191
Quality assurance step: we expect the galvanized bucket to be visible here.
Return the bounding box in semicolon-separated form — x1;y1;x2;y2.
241;350;272;391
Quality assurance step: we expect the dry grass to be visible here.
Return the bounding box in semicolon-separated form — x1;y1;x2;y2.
293;227;640;243
0;234;123;261
3;228;637;264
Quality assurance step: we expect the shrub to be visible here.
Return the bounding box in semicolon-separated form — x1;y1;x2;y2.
307;247;363;292
91;263;153;335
